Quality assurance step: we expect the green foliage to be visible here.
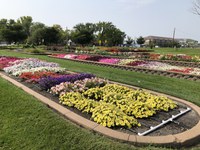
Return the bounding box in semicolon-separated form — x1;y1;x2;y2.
0;19;26;43
136;36;145;46
126;36;134;46
71;23;96;45
96;21;126;46
17;16;33;37
72;30;94;45
28;26;62;45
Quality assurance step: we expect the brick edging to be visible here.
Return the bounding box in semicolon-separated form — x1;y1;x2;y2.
0;72;200;148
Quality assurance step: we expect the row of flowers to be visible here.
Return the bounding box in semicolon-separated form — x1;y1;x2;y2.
0;56;22;70
149;53;200;62
51;54;200;76
0;56;177;128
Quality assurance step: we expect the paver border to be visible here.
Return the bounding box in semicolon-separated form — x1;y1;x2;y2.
0;72;200;148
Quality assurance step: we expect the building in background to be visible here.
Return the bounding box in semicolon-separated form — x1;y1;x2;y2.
144;36;199;48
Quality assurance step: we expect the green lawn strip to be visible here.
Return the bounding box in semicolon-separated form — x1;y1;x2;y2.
148;48;200;56
0;50;200;106
0;77;167;150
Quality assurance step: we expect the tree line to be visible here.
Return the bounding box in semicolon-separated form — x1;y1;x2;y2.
0;16;143;47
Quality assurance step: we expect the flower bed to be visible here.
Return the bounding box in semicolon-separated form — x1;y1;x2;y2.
98;58;120;64
3;58;60;76
0;56;178;129
51;54;200;76
149;53;200;62
60;84;177;128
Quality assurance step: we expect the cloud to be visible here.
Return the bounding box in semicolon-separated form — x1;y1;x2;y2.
117;0;156;7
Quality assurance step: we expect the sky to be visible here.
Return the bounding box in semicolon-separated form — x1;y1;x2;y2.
0;0;200;42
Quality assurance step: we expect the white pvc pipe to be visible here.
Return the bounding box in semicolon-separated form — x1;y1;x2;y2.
138;107;191;136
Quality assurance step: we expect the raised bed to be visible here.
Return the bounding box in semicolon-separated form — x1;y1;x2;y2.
144;59;200;68
49;56;200;82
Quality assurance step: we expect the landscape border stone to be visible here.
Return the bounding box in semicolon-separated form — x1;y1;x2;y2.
0;72;200;148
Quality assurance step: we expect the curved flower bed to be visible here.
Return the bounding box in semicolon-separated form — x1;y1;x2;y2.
0;56;178;129
51;54;200;76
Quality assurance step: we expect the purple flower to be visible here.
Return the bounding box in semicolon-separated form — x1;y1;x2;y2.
38;73;95;90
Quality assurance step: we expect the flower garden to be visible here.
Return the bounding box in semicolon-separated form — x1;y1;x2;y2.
0;56;178;129
149;53;200;62
50;54;200;76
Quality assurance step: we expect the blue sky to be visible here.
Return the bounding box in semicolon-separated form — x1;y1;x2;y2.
0;0;200;42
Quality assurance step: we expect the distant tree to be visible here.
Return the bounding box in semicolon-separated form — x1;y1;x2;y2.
192;0;200;15
30;22;45;33
28;26;61;45
71;23;96;46
136;36;145;47
27;28;45;45
0;19;7;41
149;40;155;49
71;30;94;46
0;19;26;43
43;27;60;45
96;22;125;46
27;22;46;45
53;24;66;44
17;16;33;37
126;36;134;46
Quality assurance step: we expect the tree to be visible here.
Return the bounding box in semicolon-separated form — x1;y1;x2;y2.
17;16;33;37
71;30;94;46
27;22;46;45
52;24;67;44
126;36;134;46
43;27;61;45
96;22;125;46
71;23;96;46
136;36;145;47
28;26;61;45
149;40;155;49
0;19;26;43
192;0;200;15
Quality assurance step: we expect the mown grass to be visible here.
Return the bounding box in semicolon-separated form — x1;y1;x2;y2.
147;47;200;56
1;77;166;150
0;49;200;149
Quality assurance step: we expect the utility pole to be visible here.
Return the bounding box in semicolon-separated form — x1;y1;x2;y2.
172;28;176;48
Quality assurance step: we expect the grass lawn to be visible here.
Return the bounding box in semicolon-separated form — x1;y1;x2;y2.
147;47;200;56
0;49;200;149
1;77;161;150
